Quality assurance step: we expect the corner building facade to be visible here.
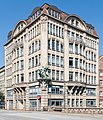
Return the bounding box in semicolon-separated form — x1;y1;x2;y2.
5;3;99;110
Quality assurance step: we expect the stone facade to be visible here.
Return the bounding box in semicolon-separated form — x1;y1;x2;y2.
4;3;99;111
99;56;103;107
0;66;5;95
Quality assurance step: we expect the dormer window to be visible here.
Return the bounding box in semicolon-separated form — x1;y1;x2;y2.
71;19;75;25
48;8;60;19
18;26;20;32
76;21;79;27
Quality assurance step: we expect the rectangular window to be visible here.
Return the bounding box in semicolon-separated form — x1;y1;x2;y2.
48;54;51;65
29;72;31;82
52;54;55;66
53;25;55;35
75;72;78;81
69;43;73;53
32;43;34;53
21;74;24;83
52;70;55;80
29;59;31;68
50;23;52;34
75;44;78;54
17;48;19;57
56;70;59;80
32;57;34;67
52;39;55;50
69;71;73;81
56;41;59;51
32;72;34;81
69;57;73;68
56;26;58;36
61;57;64;67
48;39;50;49
56;56;59;66
75;58;78;68
20;60;24;70
20;46;24;56
61;71;64;81
61;43;64;53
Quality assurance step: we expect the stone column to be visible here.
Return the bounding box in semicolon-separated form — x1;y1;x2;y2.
63;24;69;111
25;84;29;111
13;90;16;110
41;82;48;111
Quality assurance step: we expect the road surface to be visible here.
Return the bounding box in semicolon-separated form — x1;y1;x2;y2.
0;110;103;120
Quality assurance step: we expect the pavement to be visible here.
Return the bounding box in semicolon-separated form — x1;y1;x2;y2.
0;110;103;120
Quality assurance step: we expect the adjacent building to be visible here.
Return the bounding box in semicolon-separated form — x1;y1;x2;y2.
99;56;103;107
4;3;99;110
0;66;5;95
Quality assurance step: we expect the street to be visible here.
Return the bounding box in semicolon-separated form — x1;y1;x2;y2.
0;110;103;120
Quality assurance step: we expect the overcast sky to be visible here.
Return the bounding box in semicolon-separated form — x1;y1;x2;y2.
0;0;103;67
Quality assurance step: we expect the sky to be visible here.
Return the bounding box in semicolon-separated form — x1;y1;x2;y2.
0;0;103;67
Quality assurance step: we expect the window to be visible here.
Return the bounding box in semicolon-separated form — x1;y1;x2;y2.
76;99;79;107
56;56;59;66
56;41;59;51
61;71;64;80
80;46;82;55
50;23;52;34
69;43;73;53
100;91;103;96
21;74;24;83
62;28;64;38
69;71;73;81
86;99;96;107
72;99;74;107
20;46;24;56
32;43;34;53
52;54;55;65
32;72;34;81
20;60;24;70
80;73;82;82
17;61;19;70
56;70;59;80
53;25;55;35
71;32;74;39
48;39;50;49
35;56;38;66
68;31;70;38
75;58;78;68
76;21;79;27
80;59;82;69
69;57;73;68
71;19;75;25
17;74;19;83
76;34;79;41
52;39;55;50
29;46;31;55
100;80;103;87
75;44;78;54
48;54;51;65
52;70;55;80
29;59;31;68
29;72;31;82
17;48;19;57
32;57;34;67
56;26;58;36
61;43;64;53
75;72;78;81
49;86;63;94
61;57;64;67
